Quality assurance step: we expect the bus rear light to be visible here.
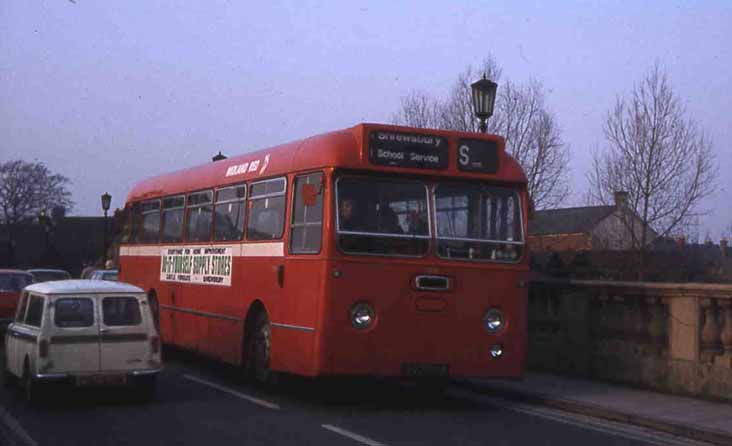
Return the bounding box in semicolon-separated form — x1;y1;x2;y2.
39;339;49;358
350;302;375;330
150;335;160;354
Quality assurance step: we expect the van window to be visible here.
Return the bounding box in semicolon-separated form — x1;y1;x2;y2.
15;292;29;322
54;298;94;328
102;297;142;326
25;296;45;327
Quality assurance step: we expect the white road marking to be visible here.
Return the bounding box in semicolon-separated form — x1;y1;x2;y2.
321;424;389;446
183;374;280;410
449;388;714;446
0;405;37;446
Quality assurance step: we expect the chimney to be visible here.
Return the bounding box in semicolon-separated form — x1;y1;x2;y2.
614;191;629;210
721;238;728;257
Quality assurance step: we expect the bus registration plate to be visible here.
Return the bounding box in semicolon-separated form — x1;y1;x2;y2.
401;363;449;377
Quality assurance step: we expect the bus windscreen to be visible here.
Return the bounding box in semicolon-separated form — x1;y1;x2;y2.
337;177;430;256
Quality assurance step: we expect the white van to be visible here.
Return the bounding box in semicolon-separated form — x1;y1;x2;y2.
3;280;162;403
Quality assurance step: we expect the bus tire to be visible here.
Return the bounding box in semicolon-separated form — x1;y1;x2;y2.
148;291;160;332
249;311;275;385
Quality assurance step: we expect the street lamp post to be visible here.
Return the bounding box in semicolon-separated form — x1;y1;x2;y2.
101;192;111;265
38;210;51;265
470;74;498;133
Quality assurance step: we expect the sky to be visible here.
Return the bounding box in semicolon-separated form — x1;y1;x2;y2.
1;0;730;239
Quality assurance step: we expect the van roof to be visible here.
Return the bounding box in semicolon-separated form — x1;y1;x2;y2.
24;280;144;295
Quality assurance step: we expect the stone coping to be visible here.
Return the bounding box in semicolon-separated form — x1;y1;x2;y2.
532;278;732;298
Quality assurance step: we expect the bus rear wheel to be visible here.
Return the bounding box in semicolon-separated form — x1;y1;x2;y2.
248;311;275;385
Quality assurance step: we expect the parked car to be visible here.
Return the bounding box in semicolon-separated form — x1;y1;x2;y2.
0;270;34;326
26;268;72;283
89;269;119;281
3;280;162;404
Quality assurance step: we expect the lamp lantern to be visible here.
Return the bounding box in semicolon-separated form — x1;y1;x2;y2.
470;74;498;133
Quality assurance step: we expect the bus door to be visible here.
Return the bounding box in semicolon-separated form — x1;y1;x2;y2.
277;172;325;374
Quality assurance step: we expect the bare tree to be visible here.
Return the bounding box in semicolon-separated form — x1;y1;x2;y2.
392;56;570;209
587;64;717;263
392;91;441;129
0;160;73;265
496;79;569;209
437;58;503;134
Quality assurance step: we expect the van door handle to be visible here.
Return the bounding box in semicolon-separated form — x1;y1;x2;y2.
100;328;110;333
277;264;285;288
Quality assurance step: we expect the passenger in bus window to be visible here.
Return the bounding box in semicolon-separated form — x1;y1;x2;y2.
377;205;403;234
407;210;429;235
339;198;365;232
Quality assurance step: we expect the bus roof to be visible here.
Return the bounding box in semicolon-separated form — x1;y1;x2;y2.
126;123;527;203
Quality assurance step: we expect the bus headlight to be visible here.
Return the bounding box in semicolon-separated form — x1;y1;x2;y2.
483;308;505;333
350;302;375;330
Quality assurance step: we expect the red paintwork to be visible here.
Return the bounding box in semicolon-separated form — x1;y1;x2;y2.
120;123;530;379
0;270;33;320
0;291;19;320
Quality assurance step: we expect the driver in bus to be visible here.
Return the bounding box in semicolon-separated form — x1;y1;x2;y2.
339;198;365;232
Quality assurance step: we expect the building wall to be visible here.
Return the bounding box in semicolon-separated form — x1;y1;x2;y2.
528;233;591;253
1;217;111;276
590;211;657;250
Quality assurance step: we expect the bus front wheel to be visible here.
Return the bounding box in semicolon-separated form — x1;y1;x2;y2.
248;311;275;385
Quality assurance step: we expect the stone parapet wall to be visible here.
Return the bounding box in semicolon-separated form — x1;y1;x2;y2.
529;279;732;401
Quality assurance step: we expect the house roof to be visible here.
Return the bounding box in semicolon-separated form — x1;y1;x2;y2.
529;205;615;236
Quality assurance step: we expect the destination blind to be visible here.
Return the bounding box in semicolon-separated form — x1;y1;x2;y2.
457;138;499;173
368;131;448;170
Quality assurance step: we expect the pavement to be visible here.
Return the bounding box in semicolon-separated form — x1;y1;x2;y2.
464;372;732;446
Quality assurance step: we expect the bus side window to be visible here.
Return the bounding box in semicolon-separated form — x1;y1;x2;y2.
214;184;247;241
290;172;323;254
247;177;286;241
185;190;213;242
161;195;185;243
124;204;139;244
140;199;161;244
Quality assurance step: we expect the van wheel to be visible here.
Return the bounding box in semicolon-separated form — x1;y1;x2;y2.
249;312;276;385
2;355;16;388
135;375;157;402
23;362;43;406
